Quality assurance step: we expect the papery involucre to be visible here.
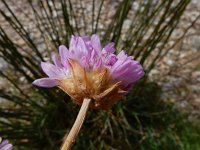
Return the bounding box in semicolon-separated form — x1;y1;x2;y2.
33;34;144;109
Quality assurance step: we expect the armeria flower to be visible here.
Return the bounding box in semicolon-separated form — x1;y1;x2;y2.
33;34;144;110
0;137;13;150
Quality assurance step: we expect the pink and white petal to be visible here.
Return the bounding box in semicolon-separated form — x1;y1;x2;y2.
110;60;125;71
41;62;63;78
59;45;70;68
91;34;102;52
107;54;118;66
117;50;127;60
76;37;89;58
0;144;13;150
77;37;88;56
69;36;78;56
81;36;91;43
94;58;102;69
80;56;89;69
90;49;97;61
32;78;57;87
0;140;9;148
59;45;69;57
104;42;115;53
69;35;77;49
69;37;89;59
51;54;62;67
133;70;145;81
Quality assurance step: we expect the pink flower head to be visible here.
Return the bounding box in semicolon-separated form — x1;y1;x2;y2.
33;35;144;109
0;137;13;150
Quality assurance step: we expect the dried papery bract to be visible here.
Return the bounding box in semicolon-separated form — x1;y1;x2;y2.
33;34;144;150
58;60;125;110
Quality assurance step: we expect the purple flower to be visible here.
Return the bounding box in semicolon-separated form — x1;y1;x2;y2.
33;34;144;109
0;137;13;150
110;51;144;90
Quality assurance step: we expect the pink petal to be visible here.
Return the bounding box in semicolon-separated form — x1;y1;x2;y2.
0;144;13;150
81;36;90;43
109;50;144;90
32;78;57;87
51;54;62;67
59;45;70;68
0;140;9;148
91;34;102;52
117;50;127;60
77;38;89;57
41;62;66;78
69;36;88;59
104;42;115;53
41;62;56;77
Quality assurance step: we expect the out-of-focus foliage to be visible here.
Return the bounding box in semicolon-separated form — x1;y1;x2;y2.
0;0;199;149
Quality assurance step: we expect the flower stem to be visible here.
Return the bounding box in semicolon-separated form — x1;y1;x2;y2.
60;98;91;150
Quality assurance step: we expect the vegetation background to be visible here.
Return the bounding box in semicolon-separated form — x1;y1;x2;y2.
0;0;200;149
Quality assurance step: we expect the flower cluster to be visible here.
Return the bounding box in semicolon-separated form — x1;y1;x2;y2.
0;137;13;150
33;35;144;109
